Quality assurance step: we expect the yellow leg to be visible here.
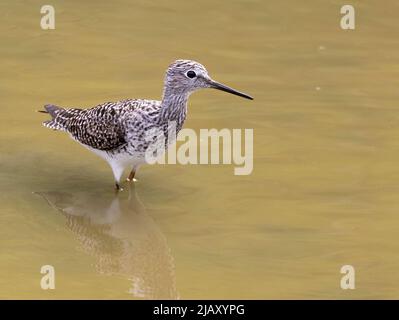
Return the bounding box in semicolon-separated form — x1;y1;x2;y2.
126;169;136;182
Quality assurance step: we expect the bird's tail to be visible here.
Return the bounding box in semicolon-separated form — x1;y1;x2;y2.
39;104;65;130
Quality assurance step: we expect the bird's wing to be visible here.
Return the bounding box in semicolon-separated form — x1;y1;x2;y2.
43;101;135;151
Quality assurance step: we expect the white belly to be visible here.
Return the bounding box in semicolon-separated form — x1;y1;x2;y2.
77;141;146;183
86;146;144;166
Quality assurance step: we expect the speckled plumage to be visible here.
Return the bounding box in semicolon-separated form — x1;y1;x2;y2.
41;59;252;189
43;99;164;152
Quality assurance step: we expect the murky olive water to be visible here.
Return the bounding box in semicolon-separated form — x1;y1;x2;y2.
1;0;399;299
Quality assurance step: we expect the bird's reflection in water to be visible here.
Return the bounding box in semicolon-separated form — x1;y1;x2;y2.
36;186;179;299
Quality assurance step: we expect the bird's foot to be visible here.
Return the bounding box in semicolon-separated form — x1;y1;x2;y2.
126;169;137;182
115;183;124;192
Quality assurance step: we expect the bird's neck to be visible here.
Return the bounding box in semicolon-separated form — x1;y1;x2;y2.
159;88;189;130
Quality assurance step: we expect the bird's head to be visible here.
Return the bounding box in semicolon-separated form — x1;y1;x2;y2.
164;59;253;100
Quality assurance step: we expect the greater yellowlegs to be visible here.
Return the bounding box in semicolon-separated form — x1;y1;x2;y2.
40;60;253;190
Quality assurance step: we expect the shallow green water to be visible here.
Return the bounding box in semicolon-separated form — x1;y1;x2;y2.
1;0;399;299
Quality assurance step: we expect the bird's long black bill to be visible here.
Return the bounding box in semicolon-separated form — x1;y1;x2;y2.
210;80;253;100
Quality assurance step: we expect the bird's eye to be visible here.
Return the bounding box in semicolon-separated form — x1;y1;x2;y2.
186;70;196;79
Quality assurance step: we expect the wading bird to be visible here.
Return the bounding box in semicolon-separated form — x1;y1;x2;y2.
40;60;253;190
